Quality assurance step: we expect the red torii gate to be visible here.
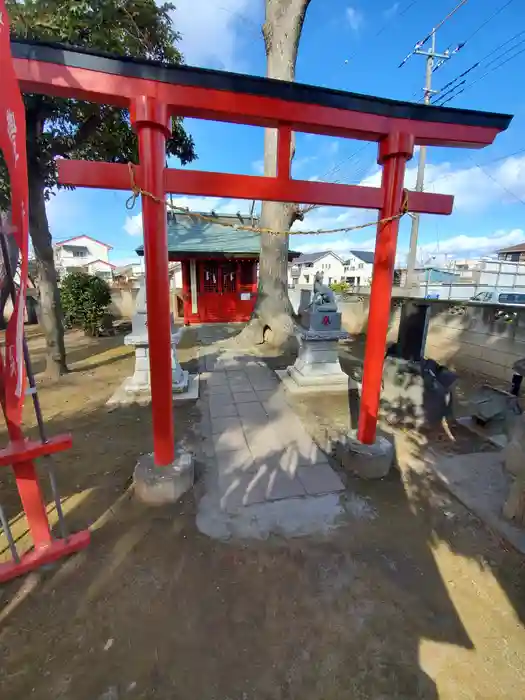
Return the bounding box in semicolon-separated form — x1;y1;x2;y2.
12;40;512;466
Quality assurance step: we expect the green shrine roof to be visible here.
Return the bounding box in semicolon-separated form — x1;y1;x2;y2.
136;212;299;259
136;212;261;257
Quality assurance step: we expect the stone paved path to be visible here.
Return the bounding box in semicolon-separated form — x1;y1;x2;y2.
196;325;345;522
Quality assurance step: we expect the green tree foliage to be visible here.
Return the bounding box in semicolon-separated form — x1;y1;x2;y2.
329;281;350;294
0;0;196;378
60;270;112;336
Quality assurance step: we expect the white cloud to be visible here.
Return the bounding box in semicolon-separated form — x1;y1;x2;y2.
288;152;525;264
169;0;259;70
418;228;525;258
346;7;363;32
124;213;143;237
359;153;525;212
384;2;399;19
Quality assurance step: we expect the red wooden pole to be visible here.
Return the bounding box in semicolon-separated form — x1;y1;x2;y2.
131;97;174;466
357;132;414;445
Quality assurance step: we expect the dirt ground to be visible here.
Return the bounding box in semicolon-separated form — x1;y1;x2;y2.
1;326;525;699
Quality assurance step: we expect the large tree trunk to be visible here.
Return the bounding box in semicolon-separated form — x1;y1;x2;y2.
27;135;68;378
235;0;311;349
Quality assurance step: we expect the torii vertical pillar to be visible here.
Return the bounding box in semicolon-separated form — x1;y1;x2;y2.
130;97;175;466
129;97;194;504
358;132;414;445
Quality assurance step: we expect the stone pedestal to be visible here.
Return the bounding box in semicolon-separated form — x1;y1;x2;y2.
123;328;189;394
134;448;194;506
107;276;198;406
335;431;393;479
282;307;352;393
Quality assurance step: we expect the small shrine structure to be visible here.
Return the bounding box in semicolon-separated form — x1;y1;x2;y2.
136;211;298;325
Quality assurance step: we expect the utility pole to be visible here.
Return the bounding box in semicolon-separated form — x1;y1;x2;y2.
405;29;452;291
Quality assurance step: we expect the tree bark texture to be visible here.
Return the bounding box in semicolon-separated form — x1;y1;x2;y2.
236;0;311;348
27;114;68;378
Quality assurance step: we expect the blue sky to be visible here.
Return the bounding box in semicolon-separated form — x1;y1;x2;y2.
46;0;525;266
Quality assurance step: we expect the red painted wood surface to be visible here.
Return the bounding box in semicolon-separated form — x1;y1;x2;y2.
182;259;257;324
57;160;454;215
0;434;72;467
132;97;174;467
14;58;502;148
358;133;415;444
0;530;91;584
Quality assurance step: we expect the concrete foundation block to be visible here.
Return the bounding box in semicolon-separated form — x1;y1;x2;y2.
335;431;393;480
134;446;194;506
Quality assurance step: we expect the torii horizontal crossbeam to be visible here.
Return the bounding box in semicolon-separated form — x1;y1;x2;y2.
12;40;511;147
57;160;454;215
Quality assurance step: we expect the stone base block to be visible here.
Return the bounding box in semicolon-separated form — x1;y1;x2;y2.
334;431;393;479
276;369;358;395
107;373;199;407
134;446;194;506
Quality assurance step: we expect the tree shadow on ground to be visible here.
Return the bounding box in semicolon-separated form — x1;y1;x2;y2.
0;326;523;699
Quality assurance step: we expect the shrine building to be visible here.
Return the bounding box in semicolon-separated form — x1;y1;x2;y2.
137;210;298;325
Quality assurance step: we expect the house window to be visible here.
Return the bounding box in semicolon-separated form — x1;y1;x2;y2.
304;274;309;284
358;263;364;269
73;250;86;258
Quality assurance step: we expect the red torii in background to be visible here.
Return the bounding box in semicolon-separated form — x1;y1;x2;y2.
11;40;511;468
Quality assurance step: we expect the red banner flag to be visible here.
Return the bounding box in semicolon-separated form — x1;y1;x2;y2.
0;1;29;426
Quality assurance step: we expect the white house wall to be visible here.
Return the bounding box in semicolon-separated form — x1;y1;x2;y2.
291;253;346;286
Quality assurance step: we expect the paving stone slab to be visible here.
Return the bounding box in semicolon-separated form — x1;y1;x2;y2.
266;469;307;501
232;390;259;404
218;468;269;511
206;371;228;386
218;462;307;512
297;464;345;495
215;447;255;474
249;377;280;391
245;424;286;458
212;428;249;454
210;416;243;435
204;383;232;397
209;402;238;418
237;402;269;425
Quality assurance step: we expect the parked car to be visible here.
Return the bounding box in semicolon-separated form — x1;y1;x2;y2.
470;290;525;305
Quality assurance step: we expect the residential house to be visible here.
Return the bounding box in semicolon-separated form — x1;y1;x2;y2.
113;262;144;286
497;242;525;263
288;251;345;287
54;235;115;281
342;250;374;286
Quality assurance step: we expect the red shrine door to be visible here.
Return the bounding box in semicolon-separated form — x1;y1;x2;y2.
188;259;257;323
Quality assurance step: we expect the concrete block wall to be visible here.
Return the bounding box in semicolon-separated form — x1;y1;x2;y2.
339;295;525;383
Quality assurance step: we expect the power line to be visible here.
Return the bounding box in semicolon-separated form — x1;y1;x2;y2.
461;0;516;46
420;147;525;191
432;28;525;102
467;154;525;208
398;0;469;68
441;41;525;104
